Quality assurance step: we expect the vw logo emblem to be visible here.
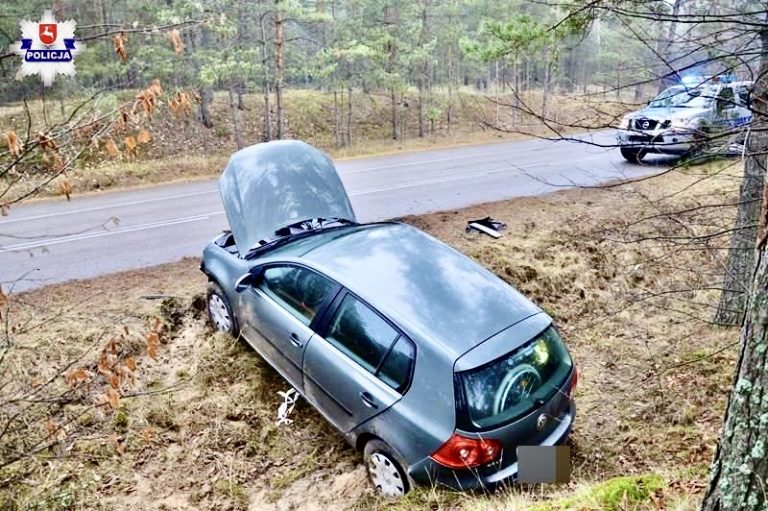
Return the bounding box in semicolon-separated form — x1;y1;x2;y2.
536;414;548;431
641;120;650;129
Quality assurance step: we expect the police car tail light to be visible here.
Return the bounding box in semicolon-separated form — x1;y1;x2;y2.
431;433;501;469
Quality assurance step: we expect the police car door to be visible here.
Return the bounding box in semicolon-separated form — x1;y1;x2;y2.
715;86;750;132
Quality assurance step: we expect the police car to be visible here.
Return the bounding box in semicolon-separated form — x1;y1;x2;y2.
616;78;752;163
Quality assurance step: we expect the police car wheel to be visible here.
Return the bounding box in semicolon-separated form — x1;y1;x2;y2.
620;148;644;163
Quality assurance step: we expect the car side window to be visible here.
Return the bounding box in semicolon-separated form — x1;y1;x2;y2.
257;266;336;326
325;294;399;374
377;337;415;392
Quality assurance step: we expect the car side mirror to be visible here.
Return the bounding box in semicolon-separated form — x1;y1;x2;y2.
235;272;255;293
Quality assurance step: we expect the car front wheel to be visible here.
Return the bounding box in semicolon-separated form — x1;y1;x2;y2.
206;283;238;336
620;147;645;163
364;440;410;497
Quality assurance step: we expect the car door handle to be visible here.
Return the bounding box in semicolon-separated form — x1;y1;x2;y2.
359;392;378;409
288;333;303;348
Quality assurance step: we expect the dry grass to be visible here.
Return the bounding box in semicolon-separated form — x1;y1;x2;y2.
0;158;744;510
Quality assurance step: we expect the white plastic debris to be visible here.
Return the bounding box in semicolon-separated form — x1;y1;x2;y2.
276;388;299;426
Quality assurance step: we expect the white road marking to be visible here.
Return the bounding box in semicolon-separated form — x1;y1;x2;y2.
0;143;577;225
0;155;608;253
1;211;225;252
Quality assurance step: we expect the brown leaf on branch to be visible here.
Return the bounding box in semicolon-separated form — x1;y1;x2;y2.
149;79;163;97
105;387;121;409
0;285;7;309
6;130;23;158
137;129;151;144
169;29;185;54
124;136;138;158
105;138;120;158
37;131;58;152
0;202;9;216
58;179;73;201
114;32;128;61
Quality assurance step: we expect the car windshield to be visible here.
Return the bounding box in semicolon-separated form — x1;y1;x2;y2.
648;86;716;108
457;326;572;430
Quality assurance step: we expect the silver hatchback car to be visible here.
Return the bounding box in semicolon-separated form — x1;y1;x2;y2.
200;141;577;496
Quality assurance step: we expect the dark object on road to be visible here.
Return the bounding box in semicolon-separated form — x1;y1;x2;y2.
200;140;576;497
466;216;507;238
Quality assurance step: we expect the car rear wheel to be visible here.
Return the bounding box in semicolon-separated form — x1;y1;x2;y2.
620;147;645;163
206;283;238;336
364;440;410;497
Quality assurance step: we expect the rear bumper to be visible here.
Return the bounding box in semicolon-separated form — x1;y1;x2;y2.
407;400;575;491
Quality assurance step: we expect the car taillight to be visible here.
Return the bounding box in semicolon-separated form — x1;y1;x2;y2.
430;433;501;469
568;367;578;398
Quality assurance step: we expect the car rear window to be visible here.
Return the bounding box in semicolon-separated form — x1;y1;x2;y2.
456;326;572;430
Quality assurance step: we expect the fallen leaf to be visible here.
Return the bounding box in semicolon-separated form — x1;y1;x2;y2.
105;387;121;409
136;129;151;144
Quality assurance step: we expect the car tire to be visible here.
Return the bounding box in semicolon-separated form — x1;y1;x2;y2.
364;440;410;497
620;147;645;163
206;282;239;336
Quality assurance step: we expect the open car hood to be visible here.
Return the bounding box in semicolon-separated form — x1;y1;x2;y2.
219;140;357;253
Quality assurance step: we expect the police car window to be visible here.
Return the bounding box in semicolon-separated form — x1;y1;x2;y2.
737;87;750;105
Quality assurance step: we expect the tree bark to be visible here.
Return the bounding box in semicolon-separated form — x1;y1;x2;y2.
259;7;272;142
274;0;285;139
229;85;244;150
703;19;768;510
656;0;683;92
715;147;766;325
714;30;768;326
702;228;768;511
346;86;352;147
198;87;214;128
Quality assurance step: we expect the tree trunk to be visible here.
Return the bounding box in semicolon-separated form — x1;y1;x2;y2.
229;85;244;150
541;58;551;119
417;1;428;139
703;21;768;510
274;0;285;139
333;90;341;148
346;86;352;147
259;7;272;142
390;90;399;140
715;149;767;325
199;87;214;128
237;85;246;110
656;0;683;92
713;17;768;326
702;232;768;511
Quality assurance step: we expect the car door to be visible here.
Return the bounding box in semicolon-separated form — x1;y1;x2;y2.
239;264;339;391
303;291;416;432
714;86;737;129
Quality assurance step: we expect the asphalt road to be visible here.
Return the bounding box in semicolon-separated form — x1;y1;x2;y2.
0;131;670;292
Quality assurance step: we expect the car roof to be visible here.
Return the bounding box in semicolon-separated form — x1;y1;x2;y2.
292;222;541;357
